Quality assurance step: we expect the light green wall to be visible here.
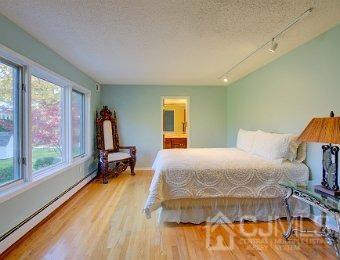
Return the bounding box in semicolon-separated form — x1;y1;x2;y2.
101;85;227;167
0;14;100;236
227;24;340;184
1;10;338;238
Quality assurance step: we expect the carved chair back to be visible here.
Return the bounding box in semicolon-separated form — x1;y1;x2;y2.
96;106;120;152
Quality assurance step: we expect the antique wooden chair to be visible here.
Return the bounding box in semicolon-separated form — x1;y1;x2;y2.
96;106;136;184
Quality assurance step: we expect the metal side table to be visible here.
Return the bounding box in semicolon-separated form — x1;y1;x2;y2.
280;181;340;256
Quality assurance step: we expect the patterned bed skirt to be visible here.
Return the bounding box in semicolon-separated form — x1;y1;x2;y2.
158;197;309;224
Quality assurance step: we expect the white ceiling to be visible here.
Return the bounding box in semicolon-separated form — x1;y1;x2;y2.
0;0;339;86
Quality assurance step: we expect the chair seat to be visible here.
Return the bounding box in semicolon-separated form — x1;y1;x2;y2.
108;152;131;162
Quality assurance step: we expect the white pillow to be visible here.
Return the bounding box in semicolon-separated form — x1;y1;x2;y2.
287;135;301;162
296;142;307;162
284;135;307;162
252;130;292;161
236;129;257;153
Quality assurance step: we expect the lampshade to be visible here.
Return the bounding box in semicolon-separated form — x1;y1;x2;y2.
298;114;340;144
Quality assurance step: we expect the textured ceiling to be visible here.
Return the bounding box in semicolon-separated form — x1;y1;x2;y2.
0;0;339;86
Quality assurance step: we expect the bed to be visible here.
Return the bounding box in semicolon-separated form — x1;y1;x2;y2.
144;145;310;224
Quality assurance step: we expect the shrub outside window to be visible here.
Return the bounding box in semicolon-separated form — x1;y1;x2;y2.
31;75;64;172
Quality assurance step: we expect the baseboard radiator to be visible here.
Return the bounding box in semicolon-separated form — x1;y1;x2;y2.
0;169;97;254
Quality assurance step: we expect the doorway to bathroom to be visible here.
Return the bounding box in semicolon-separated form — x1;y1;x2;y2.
161;97;189;149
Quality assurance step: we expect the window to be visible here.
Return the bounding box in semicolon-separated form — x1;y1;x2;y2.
0;47;91;193
72;90;85;158
31;75;63;173
0;58;22;186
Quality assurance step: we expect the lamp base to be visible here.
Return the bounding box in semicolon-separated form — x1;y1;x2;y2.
315;185;340;197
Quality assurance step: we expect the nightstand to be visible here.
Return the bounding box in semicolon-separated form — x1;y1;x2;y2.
279;181;340;256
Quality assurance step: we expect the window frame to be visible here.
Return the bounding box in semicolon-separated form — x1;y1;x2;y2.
0;56;24;188
70;84;90;165
71;89;86;159
0;43;92;196
30;74;66;177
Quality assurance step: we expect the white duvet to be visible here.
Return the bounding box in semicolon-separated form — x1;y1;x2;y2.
144;148;309;217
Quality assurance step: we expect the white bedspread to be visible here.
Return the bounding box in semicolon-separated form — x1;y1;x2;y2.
144;148;309;217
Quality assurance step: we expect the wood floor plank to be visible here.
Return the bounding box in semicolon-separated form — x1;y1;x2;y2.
1;171;337;260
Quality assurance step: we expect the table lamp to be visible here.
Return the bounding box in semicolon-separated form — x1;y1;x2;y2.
298;111;340;196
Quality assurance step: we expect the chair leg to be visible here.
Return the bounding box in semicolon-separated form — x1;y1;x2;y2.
97;160;101;179
102;171;108;184
100;160;109;184
130;160;136;176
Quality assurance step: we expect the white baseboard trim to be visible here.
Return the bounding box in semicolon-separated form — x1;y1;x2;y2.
135;167;152;171
0;171;97;254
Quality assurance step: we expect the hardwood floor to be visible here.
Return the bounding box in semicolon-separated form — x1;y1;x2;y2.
1;171;336;260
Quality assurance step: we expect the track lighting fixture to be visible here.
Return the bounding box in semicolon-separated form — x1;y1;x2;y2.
269;39;278;52
219;7;313;82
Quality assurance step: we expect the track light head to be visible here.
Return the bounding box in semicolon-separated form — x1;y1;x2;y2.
269;39;278;52
223;77;228;83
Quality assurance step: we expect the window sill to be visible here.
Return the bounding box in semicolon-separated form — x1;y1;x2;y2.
0;155;92;204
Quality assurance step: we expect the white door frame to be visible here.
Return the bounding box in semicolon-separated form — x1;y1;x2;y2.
161;96;190;149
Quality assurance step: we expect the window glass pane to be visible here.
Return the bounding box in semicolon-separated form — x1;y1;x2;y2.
72;90;85;157
0;60;20;186
31;75;63;172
